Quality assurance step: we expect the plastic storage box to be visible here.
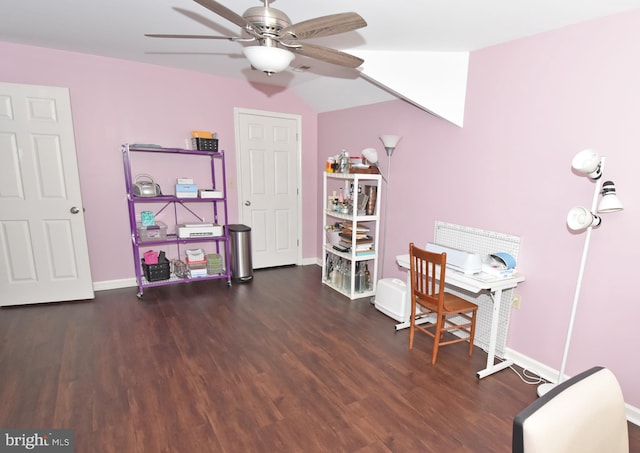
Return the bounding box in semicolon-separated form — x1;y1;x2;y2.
374;278;410;322
137;221;167;242
142;256;170;281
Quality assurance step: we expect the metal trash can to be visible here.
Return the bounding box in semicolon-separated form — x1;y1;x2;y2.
228;224;253;281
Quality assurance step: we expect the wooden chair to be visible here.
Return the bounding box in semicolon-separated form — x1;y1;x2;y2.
408;242;479;364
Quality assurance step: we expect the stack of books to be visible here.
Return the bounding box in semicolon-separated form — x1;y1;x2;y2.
339;222;374;255
339;221;370;237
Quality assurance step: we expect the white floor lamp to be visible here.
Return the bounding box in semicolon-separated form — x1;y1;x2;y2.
537;149;623;397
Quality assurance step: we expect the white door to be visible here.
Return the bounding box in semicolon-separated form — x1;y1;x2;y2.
0;82;94;306
234;109;301;269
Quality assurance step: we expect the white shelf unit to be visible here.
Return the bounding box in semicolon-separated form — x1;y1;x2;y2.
322;172;382;300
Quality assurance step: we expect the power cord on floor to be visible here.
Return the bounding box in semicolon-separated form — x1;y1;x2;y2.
508;364;547;385
474;344;549;386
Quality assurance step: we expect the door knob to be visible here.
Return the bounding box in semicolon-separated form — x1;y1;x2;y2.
70;206;80;214
244;200;251;206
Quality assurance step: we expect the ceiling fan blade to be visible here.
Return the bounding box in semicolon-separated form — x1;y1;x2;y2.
280;12;366;40
145;33;243;41
193;0;257;33
294;42;364;68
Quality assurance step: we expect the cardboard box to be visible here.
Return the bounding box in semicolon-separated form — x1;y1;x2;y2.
191;130;213;139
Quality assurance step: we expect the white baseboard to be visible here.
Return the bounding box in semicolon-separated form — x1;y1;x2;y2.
505;347;640;426
504;347;560;383
93;278;136;292
91;261;320;292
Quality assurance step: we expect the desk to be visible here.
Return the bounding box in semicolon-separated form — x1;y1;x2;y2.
396;254;525;379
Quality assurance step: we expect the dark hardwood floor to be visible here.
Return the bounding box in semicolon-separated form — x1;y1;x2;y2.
1;265;638;452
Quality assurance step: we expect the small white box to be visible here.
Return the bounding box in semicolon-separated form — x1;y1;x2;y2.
199;189;223;199
375;278;410;322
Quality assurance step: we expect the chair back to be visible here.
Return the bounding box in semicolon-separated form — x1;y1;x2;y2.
409;242;447;312
513;366;629;453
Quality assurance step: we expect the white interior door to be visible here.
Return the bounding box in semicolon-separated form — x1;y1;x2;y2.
0;82;94;306
235;109;301;269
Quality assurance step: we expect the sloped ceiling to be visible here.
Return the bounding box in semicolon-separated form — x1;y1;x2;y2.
3;0;640;123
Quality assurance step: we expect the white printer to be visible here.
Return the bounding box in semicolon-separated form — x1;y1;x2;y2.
177;223;223;238
424;242;482;275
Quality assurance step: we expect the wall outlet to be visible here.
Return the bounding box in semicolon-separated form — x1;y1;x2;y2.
512;294;522;309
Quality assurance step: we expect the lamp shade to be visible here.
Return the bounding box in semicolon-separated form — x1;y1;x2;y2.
243;46;294;75
598;180;624;212
361;147;379;165
571;149;602;179
567;206;601;231
380;135;401;149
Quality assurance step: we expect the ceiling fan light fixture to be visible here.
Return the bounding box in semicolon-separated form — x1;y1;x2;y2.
243;45;294;75
149;1;367;73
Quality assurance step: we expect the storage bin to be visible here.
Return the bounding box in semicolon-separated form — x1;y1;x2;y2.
137;221;167;242
191;137;218;151
142;256;170;281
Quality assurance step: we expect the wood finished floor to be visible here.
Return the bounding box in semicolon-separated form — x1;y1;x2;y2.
1;265;638;452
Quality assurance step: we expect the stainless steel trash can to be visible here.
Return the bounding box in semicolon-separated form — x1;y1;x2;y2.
228;224;253;281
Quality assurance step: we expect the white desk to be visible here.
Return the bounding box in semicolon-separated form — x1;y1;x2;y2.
396;254;525;379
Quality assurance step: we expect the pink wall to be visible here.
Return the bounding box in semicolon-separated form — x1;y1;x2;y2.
319;11;640;407
2;8;639;409
0;42;319;282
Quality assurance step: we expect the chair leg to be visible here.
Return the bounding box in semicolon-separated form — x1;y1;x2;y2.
432;314;444;365
408;300;415;350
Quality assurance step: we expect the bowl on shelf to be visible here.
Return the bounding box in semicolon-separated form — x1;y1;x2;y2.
327;230;341;246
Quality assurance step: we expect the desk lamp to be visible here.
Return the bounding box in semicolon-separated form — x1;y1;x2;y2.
537;149;623;397
361;148;386;182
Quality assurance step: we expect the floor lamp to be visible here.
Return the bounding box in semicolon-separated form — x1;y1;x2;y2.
361;135;401;280
537;149;623;397
378;135;401;279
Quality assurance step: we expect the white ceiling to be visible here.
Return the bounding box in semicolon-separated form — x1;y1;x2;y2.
3;0;640;112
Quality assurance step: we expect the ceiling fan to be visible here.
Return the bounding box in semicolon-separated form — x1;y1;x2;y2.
145;0;367;75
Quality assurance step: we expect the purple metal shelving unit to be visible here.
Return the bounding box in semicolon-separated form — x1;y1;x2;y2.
122;144;232;298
